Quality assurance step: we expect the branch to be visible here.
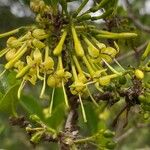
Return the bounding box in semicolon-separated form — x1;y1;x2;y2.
116;41;148;62
124;0;150;33
115;123;150;142
59;93;79;150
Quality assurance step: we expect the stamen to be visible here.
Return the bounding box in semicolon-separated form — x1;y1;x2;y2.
18;78;26;99
114;59;125;71
40;73;46;99
49;88;55;116
79;94;87;122
102;58;122;75
86;86;99;107
62;80;69;108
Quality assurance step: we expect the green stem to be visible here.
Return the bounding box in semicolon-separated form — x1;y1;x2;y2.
74;132;100;144
0;28;20;38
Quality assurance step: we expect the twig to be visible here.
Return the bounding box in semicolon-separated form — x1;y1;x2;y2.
115;123;150;142
124;0;150;33
116;41;148;62
59;93;79;150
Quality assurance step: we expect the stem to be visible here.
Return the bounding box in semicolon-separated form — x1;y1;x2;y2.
74;132;100;144
0;28;20;38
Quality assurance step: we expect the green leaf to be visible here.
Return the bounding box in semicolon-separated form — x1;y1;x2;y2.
44;0;59;6
20;94;44;119
45;88;66;130
0;65;20;115
0;83;19;116
79;102;100;135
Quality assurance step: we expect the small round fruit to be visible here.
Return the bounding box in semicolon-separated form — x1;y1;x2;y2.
105;141;117;149
103;130;115;138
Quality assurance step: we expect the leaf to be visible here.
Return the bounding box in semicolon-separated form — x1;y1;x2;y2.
79;102;100;135
44;0;59;6
20;94;44;119
0;65;20;115
0;83;19;116
45;88;66;130
0;65;18;94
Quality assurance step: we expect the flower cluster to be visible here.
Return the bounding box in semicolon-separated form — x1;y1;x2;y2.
0;0;139;122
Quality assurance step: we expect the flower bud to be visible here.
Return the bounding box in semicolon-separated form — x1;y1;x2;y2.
32;38;45;49
32;29;48;40
97;42;106;49
56;69;65;78
7;37;21;48
65;71;72;79
30;114;41;122
88;46;99;58
47;75;57;87
105;141;117;149
30;131;43;144
72;26;84;57
53;30;67;56
135;69;144;79
5;49;16;61
144;113;149;120
101;47;117;58
103;129;115;138
33;48;42;64
78;73;87;83
42;57;54;71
